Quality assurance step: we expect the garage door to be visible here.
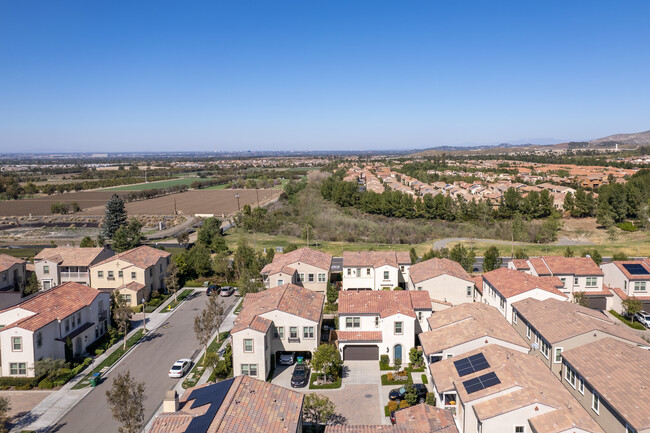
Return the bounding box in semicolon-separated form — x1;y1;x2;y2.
343;345;379;361
587;296;607;310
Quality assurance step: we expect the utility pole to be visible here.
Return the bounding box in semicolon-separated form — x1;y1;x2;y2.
235;193;241;212
256;189;260;207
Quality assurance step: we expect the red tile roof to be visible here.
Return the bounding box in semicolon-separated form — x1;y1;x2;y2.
409;258;472;284
260;247;332;275
0;282;102;332
34;247;111;267
339;291;431;319
116;281;146;292
337;331;383;342
394;404;458;433
482;267;566;299
510;259;529;270
612;260;650;281
92;245;170;269
529;256;603;276
0;254;25;272
343;251;411;268
232;284;324;334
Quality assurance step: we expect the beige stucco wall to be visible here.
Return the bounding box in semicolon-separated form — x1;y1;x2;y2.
290;262;329;293
232;328;268;379
410;274;475;306
90;256;168;304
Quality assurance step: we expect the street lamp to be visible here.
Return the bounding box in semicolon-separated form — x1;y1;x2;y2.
235;193;241;211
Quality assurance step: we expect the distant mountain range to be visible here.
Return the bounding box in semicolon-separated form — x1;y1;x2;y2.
588;130;650;146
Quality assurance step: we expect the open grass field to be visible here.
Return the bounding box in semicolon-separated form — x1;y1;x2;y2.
203;184;229;190
0;191;129;216
104;177;200;191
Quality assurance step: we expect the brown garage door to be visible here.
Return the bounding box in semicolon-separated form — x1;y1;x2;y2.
343;345;379;361
587;296;607;310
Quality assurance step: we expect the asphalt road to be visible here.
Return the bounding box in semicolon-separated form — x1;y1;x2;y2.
56;291;237;433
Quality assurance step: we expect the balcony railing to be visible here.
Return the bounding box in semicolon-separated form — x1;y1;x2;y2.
60;271;89;280
288;337;300;343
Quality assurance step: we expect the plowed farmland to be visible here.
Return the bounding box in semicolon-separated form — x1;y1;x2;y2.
0;192;128;216
82;189;282;216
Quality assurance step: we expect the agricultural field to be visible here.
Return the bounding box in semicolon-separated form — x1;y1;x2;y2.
0;191;128;216
104;177;201;191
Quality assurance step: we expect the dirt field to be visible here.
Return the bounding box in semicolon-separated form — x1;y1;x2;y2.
81;189;282;216
0;192;129;216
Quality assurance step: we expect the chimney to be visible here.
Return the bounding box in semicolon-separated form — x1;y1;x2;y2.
163;390;179;413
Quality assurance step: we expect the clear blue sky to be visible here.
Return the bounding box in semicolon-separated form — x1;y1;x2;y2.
1;1;649;152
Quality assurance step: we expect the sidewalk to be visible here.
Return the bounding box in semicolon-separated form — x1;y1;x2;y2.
9;288;197;433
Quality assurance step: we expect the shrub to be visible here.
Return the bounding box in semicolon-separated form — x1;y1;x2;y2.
95;349;105;356
387;372;394;381
421;374;428;384
38;378;55;389
426;393;436;406
380;354;389;366
387;401;399;413
0;376;41;388
617;222;639;232
16;383;33;390
398;400;410;409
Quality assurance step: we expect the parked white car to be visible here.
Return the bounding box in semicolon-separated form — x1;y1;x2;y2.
634;311;650;328
169;359;192;378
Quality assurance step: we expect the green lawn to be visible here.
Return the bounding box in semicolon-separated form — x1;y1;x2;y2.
203;183;229;190
105;177;201;191
0;248;42;259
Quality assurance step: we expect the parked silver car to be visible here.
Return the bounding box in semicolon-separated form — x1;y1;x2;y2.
634;310;650;328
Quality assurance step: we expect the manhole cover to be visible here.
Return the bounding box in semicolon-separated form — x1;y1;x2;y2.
364;394;373;398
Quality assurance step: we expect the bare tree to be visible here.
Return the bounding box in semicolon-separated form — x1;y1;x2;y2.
193;295;225;365
165;262;181;302
112;292;133;350
105;371;146;433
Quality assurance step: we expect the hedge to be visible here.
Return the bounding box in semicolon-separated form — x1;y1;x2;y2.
421;374;428;384
0;376;42;388
610;310;646;330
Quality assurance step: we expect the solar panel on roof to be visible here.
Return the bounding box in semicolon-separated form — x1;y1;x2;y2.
622;263;650;275
462;372;501;394
185;377;235;432
453;353;490;377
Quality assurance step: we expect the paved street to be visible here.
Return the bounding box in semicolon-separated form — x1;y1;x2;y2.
55;292;237;433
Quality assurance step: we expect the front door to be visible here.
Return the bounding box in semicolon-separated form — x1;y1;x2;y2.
394;344;403;363
43;280;51;290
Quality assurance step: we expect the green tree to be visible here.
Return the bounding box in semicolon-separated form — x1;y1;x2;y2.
482;246;502;272
564;246;575;257
573;291;588;307
112;218;142;252
405;384;420;406
186;244;212;277
409;247;418;264
111;292;133;350
303;394;336;432
0;396;10;433
102;194;128;239
582;249;602;265
233;238;259;278
622;297;642;319
326;282;338;304
212;251;232;283
513;248;528;259
563;192;575;215
311;344;342;383
612;252;629;261
80;236;97;248
105;371;146;433
449;244;476;272
408;347;423;368
24;273;39;296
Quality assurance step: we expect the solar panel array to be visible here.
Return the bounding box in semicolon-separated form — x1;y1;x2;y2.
453;353;490;377
186;377;235;432
462;372;501;394
622;263;650;275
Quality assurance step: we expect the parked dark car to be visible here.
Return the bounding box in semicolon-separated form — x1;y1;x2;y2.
206;285;220;296
291;364;310;388
388;384;427;403
278;352;296;365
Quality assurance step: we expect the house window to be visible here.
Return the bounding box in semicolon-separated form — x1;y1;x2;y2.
303;326;314;339
108;271;114;279
375;316;379;327
345;317;360;328
131;272;136;279
499;297;505;309
394;322;403;335
308;274;314;282
626;425;637;433
98;271;104;278
418;312;422;321
36;332;42;348
578;378;584;394
43;265;49;274
277;279;284;286
535;333;539;345
560;277;566;286
592;392;600;414
318;273;326;282
11;337;22;351
10;363;26;375
118;271;123;278
383;271;389;280
417;286;422;291
565;366;576;388
347;269;351;276
400;266;404;272
241;364;258;377
634;282;646;292
122;294;132;304
366;268;371;276
586;277;597;287
515;427;525;433
554;347;563;363
298;273;304;282
65;319;70;333
541;340;550;359
243;339;254;353
574;277;579;285
289;327;298;339
526;324;531;339
274;327;284;339
466;286;472;296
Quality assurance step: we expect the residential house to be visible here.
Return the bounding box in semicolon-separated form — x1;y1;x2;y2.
408;258;477;310
561;338;650;433
600;260;650;311
325;404;458;433
150;375;304;433
429;344;604;433
511;298;646;380
0;282;109;377
342;251;411;291
231;283;324;380
509;256;604;301
337;291;432;363
419;303;529;396
0;254;27;309
260;247;333;293
482;267;567;323
89;245;171;306
34;247;114;290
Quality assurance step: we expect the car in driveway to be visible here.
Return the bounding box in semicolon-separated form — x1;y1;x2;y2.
234;287;241;297
278;352;296;365
634;310;650;328
168;359;192;378
291;364;310;388
388;384;428;403
220;286;234;297
206;285;220;296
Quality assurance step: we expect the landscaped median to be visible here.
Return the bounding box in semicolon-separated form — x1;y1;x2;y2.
161;289;194;312
182;331;230;389
72;329;145;389
309;368;343;390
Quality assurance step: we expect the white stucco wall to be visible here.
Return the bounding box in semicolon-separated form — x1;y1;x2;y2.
410;274;475;306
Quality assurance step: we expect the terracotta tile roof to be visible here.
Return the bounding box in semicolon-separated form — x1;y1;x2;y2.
482;267;566;299
393;404;458;432
150;375;304;433
562;338;650;431
429;345;604;433
528;256;603;276
0;282;101;332
472;276;483;294
512;297;646;345
343;251;411;268
232;284;324;334
409;258;472;284
116;281;146;292
260;247;332;275
421;303;528;354
337;331;382;342
612;260;650;281
34;247;111;267
510;259;529;270
339;291;431;319
92;245;169;269
325;426;415;433
0;254;25;272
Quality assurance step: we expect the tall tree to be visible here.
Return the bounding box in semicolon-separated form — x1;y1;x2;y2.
409;247;418;264
482;246;502;272
311;344;343;383
165;262;181;301
0;396;10;433
111;292;133;350
23;273;39;296
622;297;642;319
111;218;142;252
105;371;146;433
102;194;128;239
303;394;336;432
80;236;97;248
449;244;476;273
